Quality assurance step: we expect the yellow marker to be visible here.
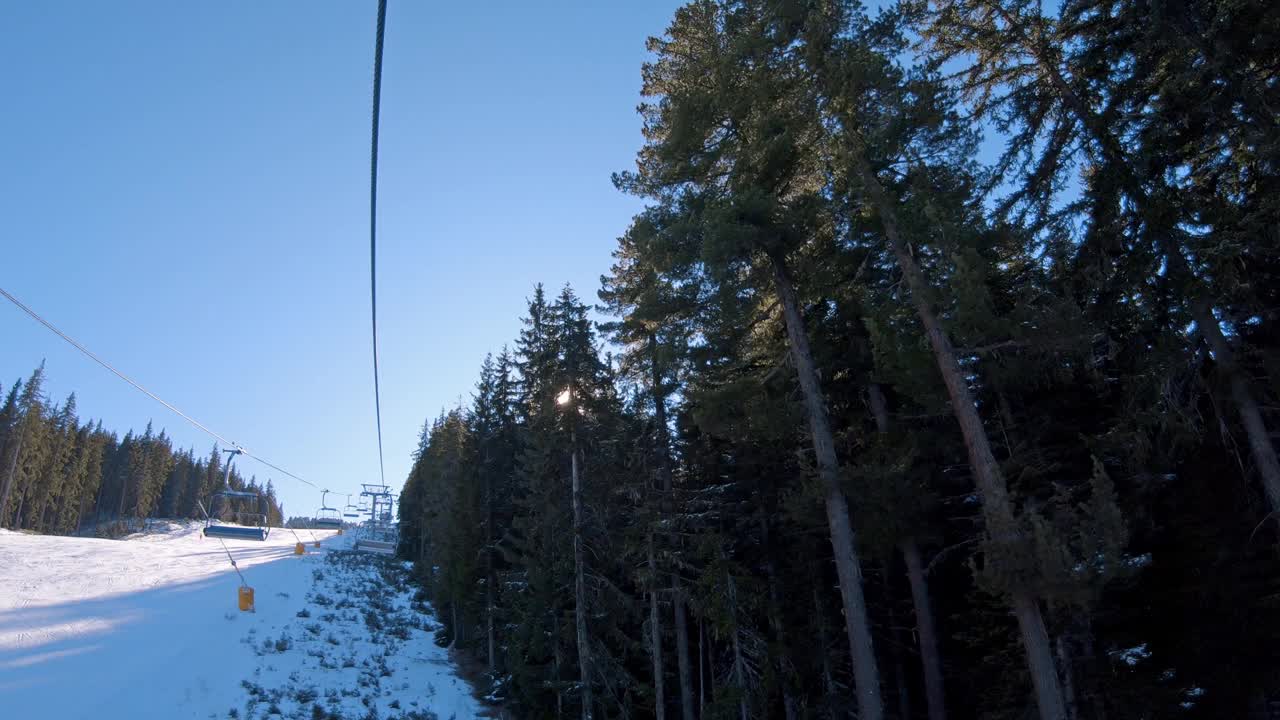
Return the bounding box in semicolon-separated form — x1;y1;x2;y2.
294;542;305;555
238;585;255;612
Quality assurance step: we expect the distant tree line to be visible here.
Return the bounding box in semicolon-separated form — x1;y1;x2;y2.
0;363;284;535
286;516;332;530
399;1;1280;719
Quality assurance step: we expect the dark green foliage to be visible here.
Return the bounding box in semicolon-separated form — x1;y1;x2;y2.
393;0;1280;717
0;363;284;535
5;0;1272;715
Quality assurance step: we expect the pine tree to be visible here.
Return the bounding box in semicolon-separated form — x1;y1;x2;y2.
621;4;889;715
26;394;78;533
911;0;1280;520
4;363;51;530
0;364;46;527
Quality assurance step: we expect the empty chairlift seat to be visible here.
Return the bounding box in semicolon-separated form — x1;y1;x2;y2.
205;524;269;541
204;488;271;541
355;539;396;555
312;508;343;530
313;490;343;529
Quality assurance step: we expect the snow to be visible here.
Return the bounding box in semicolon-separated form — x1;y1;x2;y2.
1113;643;1151;666
0;523;485;719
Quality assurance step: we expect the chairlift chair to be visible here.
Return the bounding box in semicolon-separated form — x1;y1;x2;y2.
204;490;270;541
202;448;270;541
313;489;343;529
343;495;360;519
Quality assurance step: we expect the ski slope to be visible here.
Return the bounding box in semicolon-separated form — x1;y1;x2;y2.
0;523;484;719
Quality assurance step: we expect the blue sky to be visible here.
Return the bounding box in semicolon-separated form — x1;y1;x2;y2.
0;1;682;517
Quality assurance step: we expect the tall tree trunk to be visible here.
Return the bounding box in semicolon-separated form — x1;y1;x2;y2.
1012;592;1068;720
117;467;128;521
651;334;697;720
771;254;885;720
571;432;594;720
1055;633;1078;720
699;618;707;718
1188;289;1280;511
726;569;749;720
650;537;667;720
732;632;749;720
903;538;948;720
852;151;1067;720
1079;619;1107;720
885;590;913;720
1053;610;1108;720
487;572;496;674
869;382;948;720
647;338;668;720
554;612;565;719
674;581;695;720
484;453;497;674
14;491;27;531
93;461;106;527
760;514;798;720
813;585;837;720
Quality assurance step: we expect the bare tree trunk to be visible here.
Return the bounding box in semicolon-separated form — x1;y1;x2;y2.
813;586;837;720
885;594;913;720
646;337;669;720
554;612;565;719
903;538;948;720
571;434;594;720
651;334;697;720
760;515;798;720
1189;290;1280;510
732;631;749;720
93;461;107;527
14;492;27;531
1052;611;1108;720
650;537;667;720
1055;633;1078;720
675;581;695;720
1080;620;1107;720
699;618;707;718
1012;592;1068;720
852;151;1067;720
484;453;497;675
771;254;884;720
869;383;948;720
726;570;749;720
486;582;496;673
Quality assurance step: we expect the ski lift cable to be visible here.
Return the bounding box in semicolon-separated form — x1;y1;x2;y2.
368;0;388;489
0;284;322;491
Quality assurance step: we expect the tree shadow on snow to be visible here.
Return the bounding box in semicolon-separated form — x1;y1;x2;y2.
0;545;310;708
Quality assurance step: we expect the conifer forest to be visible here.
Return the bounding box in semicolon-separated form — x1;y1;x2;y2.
0;364;286;536
396;1;1280;719
3;0;1278;718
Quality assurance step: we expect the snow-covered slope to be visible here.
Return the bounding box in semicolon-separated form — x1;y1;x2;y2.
0;524;483;719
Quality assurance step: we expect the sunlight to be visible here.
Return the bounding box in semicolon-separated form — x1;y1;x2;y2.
556;388;572;406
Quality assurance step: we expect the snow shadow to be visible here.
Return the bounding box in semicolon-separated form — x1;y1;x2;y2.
0;543;319;718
